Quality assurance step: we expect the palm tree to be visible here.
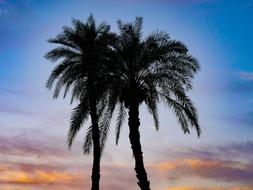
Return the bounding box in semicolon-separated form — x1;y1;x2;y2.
45;15;116;190
107;17;201;190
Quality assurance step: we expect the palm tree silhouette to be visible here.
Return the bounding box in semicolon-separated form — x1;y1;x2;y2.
45;15;116;190
106;17;201;190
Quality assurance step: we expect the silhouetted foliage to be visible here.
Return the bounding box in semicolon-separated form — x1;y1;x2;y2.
45;15;200;190
100;17;201;190
45;14;116;190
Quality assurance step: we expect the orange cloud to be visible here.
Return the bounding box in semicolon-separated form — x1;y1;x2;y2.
153;159;210;170
151;159;241;170
186;159;223;168
155;161;180;170
2;188;27;190
0;170;84;185
0;161;138;190
149;158;253;186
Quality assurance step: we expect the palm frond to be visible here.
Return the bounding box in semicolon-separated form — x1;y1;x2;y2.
161;95;190;134
45;47;81;62
82;125;93;154
99;92;117;153
115;103;127;145
146;95;159;131
134;16;143;38
68;99;89;148
160;91;200;136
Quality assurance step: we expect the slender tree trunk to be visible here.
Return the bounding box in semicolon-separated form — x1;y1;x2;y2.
89;99;101;190
88;72;101;190
128;102;151;190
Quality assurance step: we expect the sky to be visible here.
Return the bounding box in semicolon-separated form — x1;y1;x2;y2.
0;0;253;189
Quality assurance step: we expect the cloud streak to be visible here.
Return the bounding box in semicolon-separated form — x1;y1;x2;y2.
239;71;253;81
165;186;252;190
150;158;253;184
0;135;67;157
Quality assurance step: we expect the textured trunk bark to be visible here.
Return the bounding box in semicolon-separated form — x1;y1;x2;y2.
128;102;151;190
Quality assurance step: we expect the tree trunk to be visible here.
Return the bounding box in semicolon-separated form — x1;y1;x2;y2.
88;70;101;190
128;102;151;190
90;100;101;190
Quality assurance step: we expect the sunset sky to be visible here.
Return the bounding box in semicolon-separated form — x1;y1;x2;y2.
0;0;253;189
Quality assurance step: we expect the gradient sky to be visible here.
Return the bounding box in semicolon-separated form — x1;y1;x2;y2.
0;0;253;190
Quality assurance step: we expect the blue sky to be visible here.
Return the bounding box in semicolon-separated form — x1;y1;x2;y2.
0;0;253;189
